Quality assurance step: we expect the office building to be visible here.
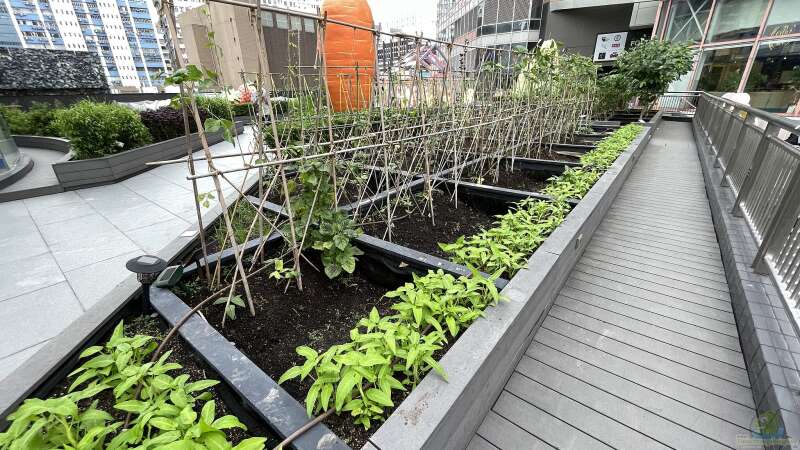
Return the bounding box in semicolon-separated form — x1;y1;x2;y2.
178;1;318;91
0;0;170;92
436;0;545;70
653;0;800;114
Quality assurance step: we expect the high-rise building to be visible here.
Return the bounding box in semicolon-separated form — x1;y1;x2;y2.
154;0;318;69
177;1;319;91
435;0;545;70
0;0;169;92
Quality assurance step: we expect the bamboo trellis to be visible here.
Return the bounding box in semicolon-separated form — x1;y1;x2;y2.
154;0;598;316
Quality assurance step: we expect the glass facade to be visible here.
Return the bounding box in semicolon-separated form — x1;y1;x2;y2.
657;0;800;115
696;45;752;93
707;0;769;42
745;39;800;113
665;0;712;43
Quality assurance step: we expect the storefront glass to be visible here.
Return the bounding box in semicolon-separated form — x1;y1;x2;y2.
764;0;800;37
745;39;800;113
665;0;712;44
695;45;752;93
707;0;769;42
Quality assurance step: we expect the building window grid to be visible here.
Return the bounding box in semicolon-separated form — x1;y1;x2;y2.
660;0;800;98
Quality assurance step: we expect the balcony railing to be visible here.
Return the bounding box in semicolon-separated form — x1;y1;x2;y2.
694;92;800;306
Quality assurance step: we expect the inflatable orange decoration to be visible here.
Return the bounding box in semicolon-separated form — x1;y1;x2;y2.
322;0;376;112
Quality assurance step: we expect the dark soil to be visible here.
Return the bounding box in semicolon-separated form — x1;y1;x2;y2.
49;315;277;447
180;259;397;447
361;189;497;259
462;166;550;193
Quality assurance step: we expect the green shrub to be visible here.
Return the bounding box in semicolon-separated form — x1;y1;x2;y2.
26;102;62;136
0;105;31;135
195;96;232;119
54;101;152;159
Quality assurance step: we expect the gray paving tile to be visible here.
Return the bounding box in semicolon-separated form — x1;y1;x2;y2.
49;232;140;272
64;250;140;309
28;199;95;226
97;201;178;232
76;183;146;208
0;282;83;358
0;253;65;302
0;232;49;265
0;341;47;383
124;216;190;254
22;191;83;213
38;213;119;245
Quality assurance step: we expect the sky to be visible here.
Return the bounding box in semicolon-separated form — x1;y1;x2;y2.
367;0;438;37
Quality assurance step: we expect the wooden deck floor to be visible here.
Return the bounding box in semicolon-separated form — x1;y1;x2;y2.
469;121;755;450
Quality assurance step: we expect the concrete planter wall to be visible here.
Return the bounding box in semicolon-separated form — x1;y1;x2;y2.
52;123;244;189
12;135;72;157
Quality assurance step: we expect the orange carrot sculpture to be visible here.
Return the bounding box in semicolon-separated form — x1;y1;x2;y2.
322;0;376;112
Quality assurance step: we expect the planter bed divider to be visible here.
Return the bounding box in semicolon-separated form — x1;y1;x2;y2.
150;287;350;450
433;178;579;209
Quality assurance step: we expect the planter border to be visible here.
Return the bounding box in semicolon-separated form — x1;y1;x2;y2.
366;115;659;450
52;123;245;190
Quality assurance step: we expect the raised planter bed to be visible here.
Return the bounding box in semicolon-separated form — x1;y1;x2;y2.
142;121;656;449
51;122;246;190
0;117;656;450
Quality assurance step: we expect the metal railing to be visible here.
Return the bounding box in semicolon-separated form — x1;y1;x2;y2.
694;92;800;306
654;91;700;114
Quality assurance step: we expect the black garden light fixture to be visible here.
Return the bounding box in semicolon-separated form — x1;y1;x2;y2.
126;254;167;313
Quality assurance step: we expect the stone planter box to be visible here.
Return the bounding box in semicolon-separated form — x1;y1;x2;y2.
52;123;245;189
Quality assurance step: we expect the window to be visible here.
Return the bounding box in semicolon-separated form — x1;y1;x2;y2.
664;0;712;43
275;13;288;29
303;17;314;32
695;45;752;93
290;15;301;31
707;0;769;42
764;0;800;37
745;39;800;113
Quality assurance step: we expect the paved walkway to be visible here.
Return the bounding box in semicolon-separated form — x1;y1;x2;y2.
0;147;62;195
470;121;756;449
0;129;257;380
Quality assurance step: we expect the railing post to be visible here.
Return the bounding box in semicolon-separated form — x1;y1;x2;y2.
715;106;739;168
752;168;800;274
732;122;780;216
720;111;750;187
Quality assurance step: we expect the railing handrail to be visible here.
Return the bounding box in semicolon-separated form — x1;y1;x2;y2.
701;92;800;132
693;92;800;311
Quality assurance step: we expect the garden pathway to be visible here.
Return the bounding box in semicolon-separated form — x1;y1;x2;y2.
470;121;756;449
0;128;258;381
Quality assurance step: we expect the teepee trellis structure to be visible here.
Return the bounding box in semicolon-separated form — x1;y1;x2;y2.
151;0;599;323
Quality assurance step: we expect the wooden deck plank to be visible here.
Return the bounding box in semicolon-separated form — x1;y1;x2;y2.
493;392;615;450
511;359;730;450
554;295;746;368
473;122;755;448
547;305;750;385
540;317;754;403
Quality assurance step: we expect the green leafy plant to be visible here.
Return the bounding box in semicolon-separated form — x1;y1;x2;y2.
269;258;298;280
280;269;502;429
284;160;364;279
53;101;152;160
0;396;119;449
614;39;693;118
442;124;643;278
213;294;247;321
0;321;267;450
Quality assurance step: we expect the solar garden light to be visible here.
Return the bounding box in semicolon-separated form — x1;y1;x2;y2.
126;255;168;313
